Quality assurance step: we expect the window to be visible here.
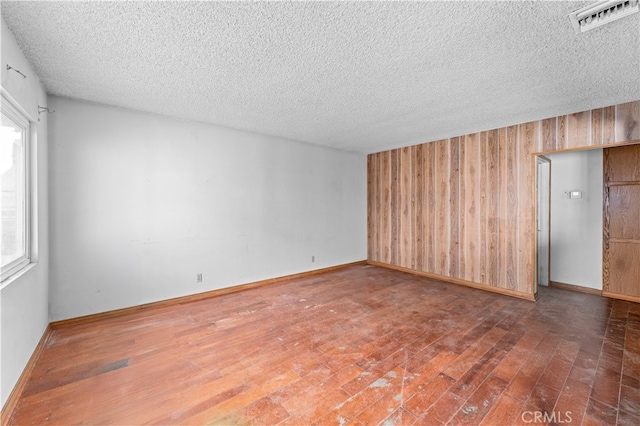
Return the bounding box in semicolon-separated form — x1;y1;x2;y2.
1;95;31;282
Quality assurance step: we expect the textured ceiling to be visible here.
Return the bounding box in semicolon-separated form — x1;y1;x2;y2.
2;1;639;153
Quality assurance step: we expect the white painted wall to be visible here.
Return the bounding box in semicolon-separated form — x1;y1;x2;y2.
1;19;49;408
48;96;366;321
548;149;603;290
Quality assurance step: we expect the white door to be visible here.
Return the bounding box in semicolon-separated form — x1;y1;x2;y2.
537;156;551;288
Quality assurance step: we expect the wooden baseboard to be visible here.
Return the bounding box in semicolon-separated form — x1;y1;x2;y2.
1;325;52;426
601;291;640;304
549;281;603;296
367;260;536;302
51;260;367;329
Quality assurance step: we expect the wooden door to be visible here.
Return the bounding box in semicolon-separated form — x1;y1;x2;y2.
603;144;640;302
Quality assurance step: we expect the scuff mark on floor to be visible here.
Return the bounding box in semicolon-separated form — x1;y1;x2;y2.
382;417;397;426
461;405;479;415
369;378;390;388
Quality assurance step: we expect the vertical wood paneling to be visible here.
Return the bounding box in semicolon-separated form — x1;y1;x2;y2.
399;147;411;268
479;132;488;284
420;145;428;270
603;106;616;144
380;151;391;263
412;145;423;271
374;153;382;261
390;150;399;265
541;118;557;152
591;108;603;145
449;137;460;278
517;122;537;294
486;130;499;287
367;155;374;261
459;136;467;280
616;101;640;141
567;111;590;148
462;133;480;283
497;127;507;289
557;115;567;151
424;143;435;273
367;100;640;297
504;126;518;290
435;140;450;276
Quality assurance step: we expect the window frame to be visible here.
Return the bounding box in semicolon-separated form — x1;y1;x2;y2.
1;93;32;283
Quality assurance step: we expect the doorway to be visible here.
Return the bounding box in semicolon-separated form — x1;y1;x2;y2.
535;149;604;296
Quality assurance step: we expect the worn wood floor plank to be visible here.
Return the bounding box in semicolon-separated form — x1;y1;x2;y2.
6;265;639;425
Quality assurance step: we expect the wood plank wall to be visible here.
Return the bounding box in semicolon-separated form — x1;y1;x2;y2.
367;101;640;298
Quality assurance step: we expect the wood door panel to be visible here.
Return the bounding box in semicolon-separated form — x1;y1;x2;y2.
605;144;640;182
608;242;640;297
609;186;640;240
604;143;640;302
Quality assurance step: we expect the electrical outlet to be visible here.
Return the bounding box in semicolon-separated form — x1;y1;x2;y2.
196;273;203;283
311;255;315;262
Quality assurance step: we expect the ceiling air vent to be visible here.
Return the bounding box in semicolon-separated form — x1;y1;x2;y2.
569;0;639;33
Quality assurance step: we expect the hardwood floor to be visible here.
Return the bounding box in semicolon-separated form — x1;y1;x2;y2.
6;265;639;425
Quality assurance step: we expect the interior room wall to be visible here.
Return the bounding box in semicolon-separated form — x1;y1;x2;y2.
48;96;367;321
367;102;640;298
1;19;50;408
547;150;603;290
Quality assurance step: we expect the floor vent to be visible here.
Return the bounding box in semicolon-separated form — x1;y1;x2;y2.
569;0;639;33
